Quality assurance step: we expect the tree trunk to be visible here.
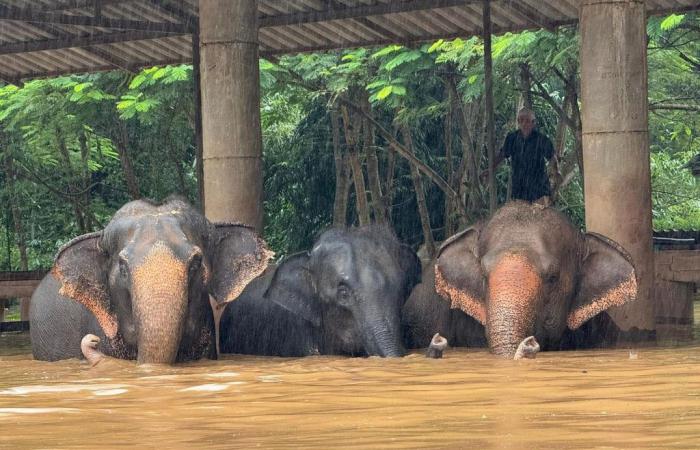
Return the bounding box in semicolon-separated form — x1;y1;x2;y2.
444;82;456;237
4;150;30;320
362;98;386;224
115;120;141;199
341;105;370;226
383;148;396;223
519;63;534;110
483;0;497;214
78;132;93;230
56;129;87;233
331;110;350;227
340;98;461;207
401;125;435;258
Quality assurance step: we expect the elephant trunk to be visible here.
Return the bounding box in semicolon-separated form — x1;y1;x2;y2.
362;315;406;357
132;243;189;364
486;253;541;358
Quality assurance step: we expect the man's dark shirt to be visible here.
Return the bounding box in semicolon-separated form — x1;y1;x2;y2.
500;129;554;202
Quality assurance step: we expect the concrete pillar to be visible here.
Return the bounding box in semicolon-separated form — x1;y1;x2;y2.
199;0;263;230
580;0;655;333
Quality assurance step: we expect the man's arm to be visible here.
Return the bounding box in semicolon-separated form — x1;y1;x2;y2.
481;133;511;179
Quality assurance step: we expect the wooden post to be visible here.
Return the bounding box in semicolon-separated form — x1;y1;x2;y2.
483;0;497;214
199;0;263;230
192;30;205;210
580;0;655;334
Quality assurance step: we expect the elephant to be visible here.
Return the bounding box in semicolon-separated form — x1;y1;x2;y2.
30;197;273;364
220;226;421;357
402;201;638;358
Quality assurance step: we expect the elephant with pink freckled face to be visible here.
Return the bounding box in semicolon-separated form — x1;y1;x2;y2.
30;197;273;365
402;201;639;358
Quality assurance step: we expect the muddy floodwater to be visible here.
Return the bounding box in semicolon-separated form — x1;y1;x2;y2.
2;321;700;449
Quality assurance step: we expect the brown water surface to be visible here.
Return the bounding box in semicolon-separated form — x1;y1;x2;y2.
2;326;700;449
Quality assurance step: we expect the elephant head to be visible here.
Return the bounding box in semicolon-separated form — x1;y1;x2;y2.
51;197;272;364
267;227;420;357
434;201;637;358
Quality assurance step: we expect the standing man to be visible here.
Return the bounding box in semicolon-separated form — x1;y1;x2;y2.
492;108;557;203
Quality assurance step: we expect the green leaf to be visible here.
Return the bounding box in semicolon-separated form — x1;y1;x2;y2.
391;85;406;96
427;39;444;53
152;67;168;80
371;45;403;58
660;14;685;31
365;79;387;90
376;86;393;100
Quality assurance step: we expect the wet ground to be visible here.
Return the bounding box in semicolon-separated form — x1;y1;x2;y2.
1;309;699;449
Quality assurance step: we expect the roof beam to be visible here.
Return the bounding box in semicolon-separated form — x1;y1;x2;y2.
259;0;479;28
0;2;133;71
0;5;190;33
260;17;578;57
47;1;129;11
146;0;198;31
0;29;178;55
506;2;555;32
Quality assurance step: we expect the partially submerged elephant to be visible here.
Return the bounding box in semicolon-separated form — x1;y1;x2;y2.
221;226;421;357
30;197;273;364
403;201;637;358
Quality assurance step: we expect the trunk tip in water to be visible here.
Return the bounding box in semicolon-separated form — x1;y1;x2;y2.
426;333;448;359
513;336;540;360
81;334;106;367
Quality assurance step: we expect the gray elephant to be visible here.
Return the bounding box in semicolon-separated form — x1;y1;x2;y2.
220;227;421;357
403;201;637;358
30;197;272;364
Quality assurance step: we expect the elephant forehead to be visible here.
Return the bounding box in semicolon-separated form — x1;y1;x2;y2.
488;253;542;300
311;242;353;272
131;242;188;291
106;214;204;253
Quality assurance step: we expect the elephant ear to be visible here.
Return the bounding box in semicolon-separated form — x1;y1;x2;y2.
567;233;638;330
434;226;486;325
264;252;320;327
51;232;118;339
209;223;275;305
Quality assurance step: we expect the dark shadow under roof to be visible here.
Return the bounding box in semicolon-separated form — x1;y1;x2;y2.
0;0;698;82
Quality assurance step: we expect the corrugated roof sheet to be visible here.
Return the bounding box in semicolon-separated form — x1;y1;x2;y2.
0;0;697;81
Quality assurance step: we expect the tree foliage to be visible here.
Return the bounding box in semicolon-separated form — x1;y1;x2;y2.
0;13;698;271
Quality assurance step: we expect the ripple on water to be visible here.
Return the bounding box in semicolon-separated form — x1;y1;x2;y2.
0;407;81;417
0;384;129;396
179;382;246;392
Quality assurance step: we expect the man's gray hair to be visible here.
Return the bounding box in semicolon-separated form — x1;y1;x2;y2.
517;107;535;120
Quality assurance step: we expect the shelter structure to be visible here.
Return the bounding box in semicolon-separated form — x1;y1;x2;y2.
1;0;699;337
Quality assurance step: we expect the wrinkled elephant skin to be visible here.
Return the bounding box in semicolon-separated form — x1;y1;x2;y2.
404;201;638;358
30;197;272;364
221;226;421;357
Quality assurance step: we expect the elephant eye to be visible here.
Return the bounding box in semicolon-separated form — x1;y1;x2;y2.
337;283;351;299
189;254;202;274
546;273;559;284
118;257;128;278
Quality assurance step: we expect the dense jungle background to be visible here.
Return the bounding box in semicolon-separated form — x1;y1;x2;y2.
1;13;698;274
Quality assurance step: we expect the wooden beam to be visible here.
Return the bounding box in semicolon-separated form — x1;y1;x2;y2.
147;0;199;31
0;5;189;33
0;29;178;55
506;2;555;32
47;0;128;11
259;0;479;28
0;2;134;71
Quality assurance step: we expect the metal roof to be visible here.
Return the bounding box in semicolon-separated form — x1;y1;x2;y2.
0;0;698;82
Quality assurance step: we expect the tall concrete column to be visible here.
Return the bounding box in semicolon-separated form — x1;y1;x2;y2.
580;0;655;334
199;0;263;230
